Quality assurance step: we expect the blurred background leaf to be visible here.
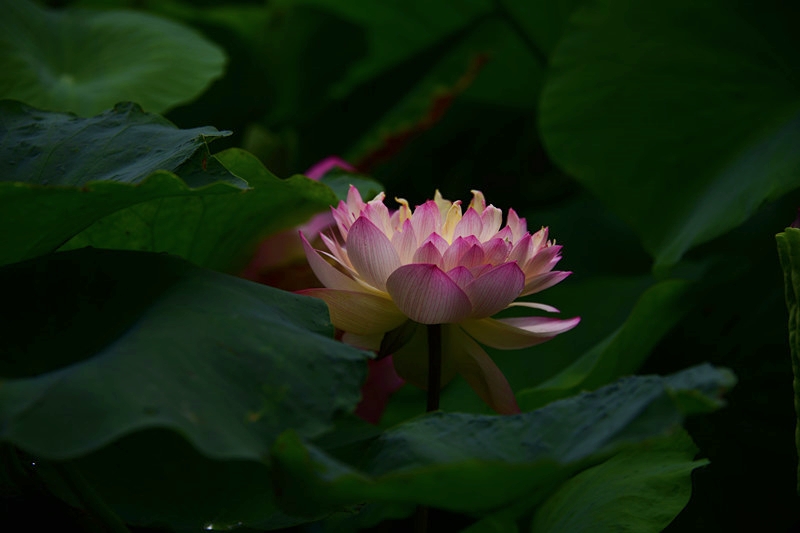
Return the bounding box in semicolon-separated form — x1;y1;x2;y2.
0;0;226;116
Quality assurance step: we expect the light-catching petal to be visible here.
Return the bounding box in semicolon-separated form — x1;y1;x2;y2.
460;315;581;350
386;264;472;324
298;288;408;336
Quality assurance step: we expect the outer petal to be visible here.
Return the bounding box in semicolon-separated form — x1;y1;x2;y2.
386;264;472;324
299;288;408;335
520;271;572;296
479;205;503;240
464;262;525;318
347;217;402;291
506;301;561;313
448;325;520;414
460;315;581;350
301;232;363;292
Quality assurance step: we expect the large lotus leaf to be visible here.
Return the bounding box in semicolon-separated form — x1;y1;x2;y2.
529;430;702;533
0;248;369;461
776;227;800;494
272;364;734;518
0;0;226;116
0;100;236;187
539;0;800;270
62;148;338;272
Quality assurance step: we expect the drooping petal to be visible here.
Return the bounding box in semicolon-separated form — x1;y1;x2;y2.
346;217;402;291
520;270;572;296
448;325;520;414
299;288;408;335
460;315;581;350
386;264;472;324
506;301;561;313
464;262;525;318
395;197;413;226
300;232;363;292
391;324;458;390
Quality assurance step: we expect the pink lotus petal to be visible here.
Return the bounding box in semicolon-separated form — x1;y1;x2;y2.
391;219;418;263
506;301;561;313
461;315;581;350
411;200;441;243
386;264;472;324
524;245;563;276
305;156;355;180
508;233;533;265
449;325;520;414
391;324;458;389
363;200;393;236
346;217;402;291
299;288;408;335
446;266;475;291
531;226;550;251
482;237;512;265
441;236;472;271
464;262;525;318
412;240;444;266
422;232;450;255
506;208;527;241
520;270;572;297
301;232;363;292
453;208;483;241
346;185;367;214
460;244;486;269
319;232;352;269
468;190;486;213
479;205;503;240
494;225;513;241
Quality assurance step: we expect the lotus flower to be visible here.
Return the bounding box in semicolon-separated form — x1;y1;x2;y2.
300;188;579;414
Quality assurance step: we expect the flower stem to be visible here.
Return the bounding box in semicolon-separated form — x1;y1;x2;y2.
426;324;442;412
